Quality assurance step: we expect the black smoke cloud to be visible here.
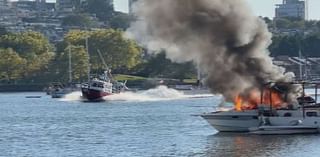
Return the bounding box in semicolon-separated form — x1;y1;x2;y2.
127;0;300;102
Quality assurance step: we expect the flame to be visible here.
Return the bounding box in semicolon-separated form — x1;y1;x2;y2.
234;88;286;111
235;95;243;111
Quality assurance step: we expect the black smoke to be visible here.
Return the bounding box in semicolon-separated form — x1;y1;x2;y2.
127;0;300;102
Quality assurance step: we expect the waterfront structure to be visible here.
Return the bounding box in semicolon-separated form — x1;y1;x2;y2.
275;0;308;20
273;56;320;80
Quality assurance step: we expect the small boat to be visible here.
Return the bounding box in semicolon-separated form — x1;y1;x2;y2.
249;125;319;135
49;83;66;98
25;96;42;98
81;72;129;102
48;44;79;98
81;47;128;102
81;72;113;101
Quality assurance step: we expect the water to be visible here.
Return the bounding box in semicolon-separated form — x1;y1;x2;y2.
1;88;320;157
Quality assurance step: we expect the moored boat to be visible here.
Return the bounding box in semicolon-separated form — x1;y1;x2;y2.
249;125;319;135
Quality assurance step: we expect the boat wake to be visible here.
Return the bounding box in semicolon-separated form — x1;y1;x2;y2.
61;86;214;102
60;91;83;102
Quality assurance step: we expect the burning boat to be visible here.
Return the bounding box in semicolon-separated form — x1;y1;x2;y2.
201;82;320;133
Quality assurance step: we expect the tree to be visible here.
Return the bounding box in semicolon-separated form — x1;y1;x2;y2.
0;48;26;83
0;26;7;36
0;32;54;78
269;35;301;57
305;20;318;29
83;0;114;21
110;12;132;30
64;29;142;72
62;14;96;27
303;33;320;57
137;52;196;80
57;45;90;82
317;21;320;30
275;18;292;29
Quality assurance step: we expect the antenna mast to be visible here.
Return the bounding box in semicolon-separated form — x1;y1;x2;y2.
68;44;72;83
85;34;90;82
97;49;109;70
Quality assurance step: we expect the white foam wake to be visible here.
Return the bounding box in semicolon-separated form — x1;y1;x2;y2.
60;91;82;102
61;86;214;102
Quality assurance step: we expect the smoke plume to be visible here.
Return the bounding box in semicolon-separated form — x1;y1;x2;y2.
127;0;300;102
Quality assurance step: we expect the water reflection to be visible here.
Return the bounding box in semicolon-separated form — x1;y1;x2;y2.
204;133;320;157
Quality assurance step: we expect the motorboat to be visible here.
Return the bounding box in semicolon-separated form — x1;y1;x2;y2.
202;105;320;133
201;110;260;132
49;82;65;98
80;42;128;102
81;71;113;101
81;71;128;101
49;82;79;98
201;82;320;134
249;125;319;135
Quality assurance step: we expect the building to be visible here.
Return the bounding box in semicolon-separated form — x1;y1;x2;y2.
275;0;308;20
128;0;138;14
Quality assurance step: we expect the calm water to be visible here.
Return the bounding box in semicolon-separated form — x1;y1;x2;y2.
1;91;320;157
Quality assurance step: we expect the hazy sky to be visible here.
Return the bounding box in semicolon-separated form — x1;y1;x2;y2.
114;0;320;20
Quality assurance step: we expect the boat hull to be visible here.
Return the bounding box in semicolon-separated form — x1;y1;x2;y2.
81;88;111;101
249;126;319;135
201;109;320;133
201;111;260;132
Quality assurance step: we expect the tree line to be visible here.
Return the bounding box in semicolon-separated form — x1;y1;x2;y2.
0;29;196;84
265;17;320;57
270;33;320;57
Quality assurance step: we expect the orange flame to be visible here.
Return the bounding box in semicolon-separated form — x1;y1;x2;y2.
235;95;243;111
234;88;286;111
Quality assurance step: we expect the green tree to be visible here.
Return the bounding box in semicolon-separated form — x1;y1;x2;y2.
58;45;90;82
305;20;318;29
275;18;292;29
0;32;54;78
137;52;196;80
83;0;114;21
303;33;320;57
64;29;142;72
0;48;26;83
110;12;132;30
269;35;302;57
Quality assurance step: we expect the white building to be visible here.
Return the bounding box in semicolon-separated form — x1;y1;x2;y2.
275;0;308;20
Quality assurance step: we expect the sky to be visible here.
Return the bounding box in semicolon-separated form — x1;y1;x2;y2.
114;0;320;20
